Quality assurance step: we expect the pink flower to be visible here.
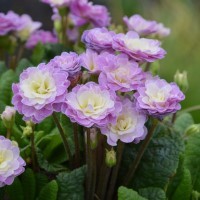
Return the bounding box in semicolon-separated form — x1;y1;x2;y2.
112;31;166;62
100;97;147;146
62;82;122;127
98;52;145;92
80;49;101;74
81;28;115;52
26;30;57;49
134;76;185;117
12;63;70;123
0;136;26;187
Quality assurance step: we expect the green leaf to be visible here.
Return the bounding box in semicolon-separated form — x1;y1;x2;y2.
35;173;49;195
118;186;147;200
31;43;45;65
139;187;166;200
16;58;32;76
6;177;24;200
120;123;184;189
184;131;200;192
36;116;55;133
21;168;36;200
171;168;192;200
36;149;67;172
174;113;194;134
38;180;58;200
57;166;86;200
0;70;16;105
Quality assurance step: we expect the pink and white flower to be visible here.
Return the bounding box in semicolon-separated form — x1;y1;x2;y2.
112;31;166;62
98;52;145;92
100;98;147;146
0;136;26;187
62;82;122;127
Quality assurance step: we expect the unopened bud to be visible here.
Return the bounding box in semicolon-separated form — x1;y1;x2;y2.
184;124;200;138
1;106;16;129
105;148;116;168
174;70;189;93
21;121;34;137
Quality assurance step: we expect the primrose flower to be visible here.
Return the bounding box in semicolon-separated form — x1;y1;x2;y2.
101;98;147;146
98;52;145;92
123;14;170;38
26;30;57;49
112;31;166;62
82;28;115;52
15;14;41;41
123;14;158;36
80;49;101;74
12;63;70;123
41;0;73;7
62;82;122;127
49;52;81;81
134;76;185;117
0;11;18;35
0;136;26;187
70;0;110;27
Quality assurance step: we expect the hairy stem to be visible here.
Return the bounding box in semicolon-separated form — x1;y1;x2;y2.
144;62;151;72
52;113;72;165
30;127;37;172
6;128;11;139
73;123;80;167
179;105;200;114
122;119;159;186
106;141;124;200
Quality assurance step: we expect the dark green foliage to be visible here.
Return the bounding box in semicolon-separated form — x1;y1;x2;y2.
139;187;166;200
38;180;58;200
57;166;86;200
118;186;147;200
120;123;184;189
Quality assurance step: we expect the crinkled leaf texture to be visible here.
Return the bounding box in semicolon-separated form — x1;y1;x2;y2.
139;187;166;200
118;186;147;200
57;166;86;200
120;123;184;190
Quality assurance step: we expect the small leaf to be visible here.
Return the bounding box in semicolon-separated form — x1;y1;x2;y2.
118;186;147;200
16;58;32;76
38;180;58;200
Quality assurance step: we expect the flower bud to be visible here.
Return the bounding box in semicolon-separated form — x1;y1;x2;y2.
174;70;189;93
21;121;34;137
184;124;200;138
105;148;116;168
1;106;16;129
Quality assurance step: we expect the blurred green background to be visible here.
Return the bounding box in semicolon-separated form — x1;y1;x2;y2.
0;0;199;121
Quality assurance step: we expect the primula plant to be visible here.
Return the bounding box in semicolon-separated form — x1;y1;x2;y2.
0;0;199;200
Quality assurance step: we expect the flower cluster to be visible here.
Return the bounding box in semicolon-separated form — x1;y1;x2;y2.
0;136;26;187
11;6;184;150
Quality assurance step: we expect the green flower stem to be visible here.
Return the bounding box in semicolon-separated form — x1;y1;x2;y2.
86;128;92;200
171;113;177;124
73;123;80;167
106;141;124;200
96;157;112;200
52;113;72;166
86;128;97;200
30;126;38;172
144;62;151;72
122;119;159;186
6;128;11;139
179;105;200;114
